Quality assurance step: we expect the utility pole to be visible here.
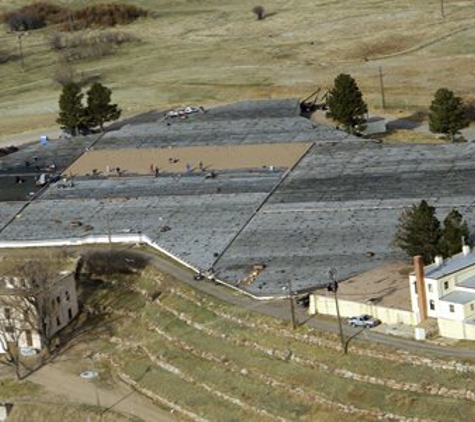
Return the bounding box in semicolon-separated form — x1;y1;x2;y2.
284;280;297;330
17;31;25;72
440;0;445;18
378;66;386;110
327;268;346;354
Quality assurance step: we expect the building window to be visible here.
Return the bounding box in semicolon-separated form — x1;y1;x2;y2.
56;317;61;327
429;300;435;310
413;282;418;294
68;308;73;320
56;296;61;305
449;304;455;313
428;284;433;293
25;330;33;347
65;291;70;302
444;281;449;290
4;308;11;320
471;304;475;312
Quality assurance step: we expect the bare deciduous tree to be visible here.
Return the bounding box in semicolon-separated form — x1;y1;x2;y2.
0;257;62;377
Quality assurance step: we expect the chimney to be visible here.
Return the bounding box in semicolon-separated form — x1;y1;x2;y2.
434;255;444;267
463;245;471;256
414;255;428;322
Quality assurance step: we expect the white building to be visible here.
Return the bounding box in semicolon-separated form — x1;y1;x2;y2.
0;271;78;352
410;245;475;340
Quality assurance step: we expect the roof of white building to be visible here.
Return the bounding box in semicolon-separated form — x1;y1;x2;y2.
440;290;475;305
424;250;475;280
458;275;475;290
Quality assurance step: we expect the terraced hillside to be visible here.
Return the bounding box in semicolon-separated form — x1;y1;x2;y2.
2;1;475;137
58;255;475;421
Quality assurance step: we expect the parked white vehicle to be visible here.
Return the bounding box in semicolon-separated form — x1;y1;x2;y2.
348;314;381;328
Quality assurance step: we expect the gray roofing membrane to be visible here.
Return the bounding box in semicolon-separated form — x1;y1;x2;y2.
1;100;475;297
440;290;475;305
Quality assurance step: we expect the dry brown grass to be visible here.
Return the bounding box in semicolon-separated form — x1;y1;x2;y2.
1;1;475;137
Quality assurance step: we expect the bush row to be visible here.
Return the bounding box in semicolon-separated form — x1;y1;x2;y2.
2;2;147;32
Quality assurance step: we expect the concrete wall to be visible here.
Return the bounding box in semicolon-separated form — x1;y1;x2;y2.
438;318;475;340
310;294;417;326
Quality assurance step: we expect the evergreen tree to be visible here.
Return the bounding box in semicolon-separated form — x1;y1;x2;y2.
394;200;442;264
327;73;368;134
85;82;121;131
439;209;473;257
56;82;85;136
429;88;468;142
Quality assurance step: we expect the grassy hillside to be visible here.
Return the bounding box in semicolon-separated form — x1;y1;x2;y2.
52;255;475;422
1;1;475;137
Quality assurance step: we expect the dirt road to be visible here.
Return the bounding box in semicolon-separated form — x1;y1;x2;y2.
29;363;175;422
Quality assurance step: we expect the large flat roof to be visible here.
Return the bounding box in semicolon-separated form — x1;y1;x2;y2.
1;100;475;297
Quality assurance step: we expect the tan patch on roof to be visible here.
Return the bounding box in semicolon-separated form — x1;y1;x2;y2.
65;143;310;176
318;262;412;311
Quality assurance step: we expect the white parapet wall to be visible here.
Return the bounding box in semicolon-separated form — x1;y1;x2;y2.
310;294;418;326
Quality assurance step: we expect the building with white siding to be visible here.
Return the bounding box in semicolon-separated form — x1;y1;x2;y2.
410;245;475;340
0;271;78;353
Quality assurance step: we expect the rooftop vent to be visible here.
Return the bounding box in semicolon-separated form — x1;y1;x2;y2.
463;245;471;256
434;256;444;267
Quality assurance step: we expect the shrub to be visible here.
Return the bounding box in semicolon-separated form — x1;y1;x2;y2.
252;6;265;20
60;43;114;62
66;3;147;30
83;250;149;276
3;2;146;32
3;2;67;32
52;64;82;86
53;31;138;62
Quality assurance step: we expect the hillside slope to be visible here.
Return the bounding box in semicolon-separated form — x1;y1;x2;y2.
1;0;475;137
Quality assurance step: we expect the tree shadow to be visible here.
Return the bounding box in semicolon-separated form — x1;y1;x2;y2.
105;110;165;132
386;111;427;131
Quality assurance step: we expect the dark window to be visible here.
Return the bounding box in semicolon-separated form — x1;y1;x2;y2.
56;296;61;305
413;282;417;294
429;300;435;311
25;330;33;347
65;291;70;302
444;281;449;290
5;326;14;333
68;308;73;320
449;304;455;313
56;317;61;327
471;304;474;312
4;308;11;320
